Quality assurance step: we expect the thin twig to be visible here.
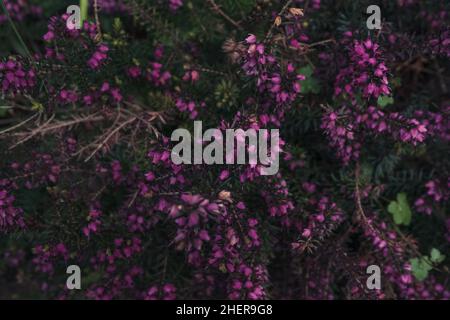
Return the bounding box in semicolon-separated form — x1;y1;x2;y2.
307;38;336;48
206;0;243;30
9;114;55;149
84;116;137;162
354;162;378;234
264;0;293;43
0;112;39;135
94;0;102;40
9;113;104;137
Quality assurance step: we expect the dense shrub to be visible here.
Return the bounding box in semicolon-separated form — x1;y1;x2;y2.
0;0;448;299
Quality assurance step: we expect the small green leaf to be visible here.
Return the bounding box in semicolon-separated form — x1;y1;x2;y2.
430;248;445;263
410;257;432;281
31;101;44;112
388;201;402;224
410;248;445;282
397;193;411;225
377;95;394;108
387;192;412;226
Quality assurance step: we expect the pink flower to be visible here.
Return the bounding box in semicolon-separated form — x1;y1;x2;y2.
219;170;230;181
246;34;257;44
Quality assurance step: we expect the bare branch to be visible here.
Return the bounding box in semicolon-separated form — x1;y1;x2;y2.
206;0;243;30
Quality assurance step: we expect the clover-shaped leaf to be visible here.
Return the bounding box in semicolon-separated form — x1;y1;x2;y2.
377;95;394;108
410;248;445;281
430;248;445;263
387;192;412;226
410;257;432;281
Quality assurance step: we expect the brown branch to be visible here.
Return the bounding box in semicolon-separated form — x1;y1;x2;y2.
206;0;243;30
9;114;55;149
0;112;39;135
84;116;137;162
93;0;102;41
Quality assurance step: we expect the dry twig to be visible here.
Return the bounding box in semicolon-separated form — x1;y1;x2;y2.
206;0;243;30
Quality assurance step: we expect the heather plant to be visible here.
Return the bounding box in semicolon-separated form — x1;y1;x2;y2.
0;0;448;300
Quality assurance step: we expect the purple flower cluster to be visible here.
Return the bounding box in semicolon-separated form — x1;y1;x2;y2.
0;0;448;301
0;184;25;232
0;0;42;24
321;108;361;164
335;39;390;100
415;177;450;215
43;15;98;47
127;60;172;88
414;108;450;141
97;0;129;14
169;0;183;12
86;266;143;300
10;153;61;187
83;206;102;237
144;283;176;300
88;44;109;70
0;59;36;94
429;29;450;58
175;98;204;119
242;34;305;118
292;194;344;251
32;243;69;275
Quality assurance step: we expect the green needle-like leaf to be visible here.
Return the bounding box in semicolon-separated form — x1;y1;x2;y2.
80;0;88;24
